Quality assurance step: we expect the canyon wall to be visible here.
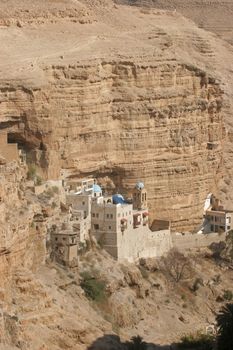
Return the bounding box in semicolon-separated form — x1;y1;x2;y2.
0;61;224;232
0;160;46;291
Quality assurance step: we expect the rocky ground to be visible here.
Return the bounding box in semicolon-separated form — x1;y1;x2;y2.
2;241;233;349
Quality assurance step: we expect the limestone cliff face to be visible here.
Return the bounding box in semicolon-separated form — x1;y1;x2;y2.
0;161;46;292
1;0;231;232
0;62;224;231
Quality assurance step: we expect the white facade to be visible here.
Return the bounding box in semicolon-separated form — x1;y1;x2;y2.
65;179;102;242
63;179;172;262
90;188;171;261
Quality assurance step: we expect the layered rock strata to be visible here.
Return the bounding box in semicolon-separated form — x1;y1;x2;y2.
0;61;224;231
0;0;230;231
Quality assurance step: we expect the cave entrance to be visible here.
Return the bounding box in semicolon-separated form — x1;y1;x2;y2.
7;132;32;152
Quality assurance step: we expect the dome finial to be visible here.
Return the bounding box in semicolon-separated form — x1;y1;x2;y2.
135;181;144;190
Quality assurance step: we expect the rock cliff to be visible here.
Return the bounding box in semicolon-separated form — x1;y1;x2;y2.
1;0;230;231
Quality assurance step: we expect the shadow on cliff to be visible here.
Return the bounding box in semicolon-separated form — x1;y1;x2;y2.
87;334;176;350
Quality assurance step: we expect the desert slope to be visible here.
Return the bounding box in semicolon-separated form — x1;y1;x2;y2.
115;0;233;45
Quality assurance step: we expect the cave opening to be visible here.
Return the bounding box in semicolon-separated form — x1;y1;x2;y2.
7;132;31;152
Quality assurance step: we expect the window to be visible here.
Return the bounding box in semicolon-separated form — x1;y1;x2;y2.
145;193;147;200
109;226;111;230
94;224;99;230
63;237;66;241
106;214;109;219
55;237;58;241
96;213;99;218
92;213;95;217
82;201;85;205
110;214;113;219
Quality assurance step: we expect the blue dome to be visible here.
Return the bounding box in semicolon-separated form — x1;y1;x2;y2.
112;194;127;205
93;184;102;193
135;181;144;190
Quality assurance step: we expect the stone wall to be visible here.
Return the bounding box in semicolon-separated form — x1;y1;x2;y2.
108;225;172;262
0;132;19;162
172;232;226;252
99;225;226;261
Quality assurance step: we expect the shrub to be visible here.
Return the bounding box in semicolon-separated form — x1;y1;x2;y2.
160;249;193;283
178;332;214;349
191;277;204;292
27;163;37;180
139;266;149;280
223;290;233;301
35;176;42;186
80;271;107;302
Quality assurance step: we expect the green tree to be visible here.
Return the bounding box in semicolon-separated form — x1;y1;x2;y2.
217;303;233;350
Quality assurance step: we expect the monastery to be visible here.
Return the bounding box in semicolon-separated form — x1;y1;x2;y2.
50;177;232;267
55;178;172;264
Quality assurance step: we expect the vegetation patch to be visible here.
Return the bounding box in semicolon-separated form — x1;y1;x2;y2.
223;290;233;301
27;163;43;185
177;332;214;350
27;163;37;180
80;271;107;303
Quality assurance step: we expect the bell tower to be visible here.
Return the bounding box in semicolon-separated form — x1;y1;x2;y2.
132;181;147;210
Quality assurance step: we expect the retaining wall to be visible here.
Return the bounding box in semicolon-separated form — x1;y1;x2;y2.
172;232;226;252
